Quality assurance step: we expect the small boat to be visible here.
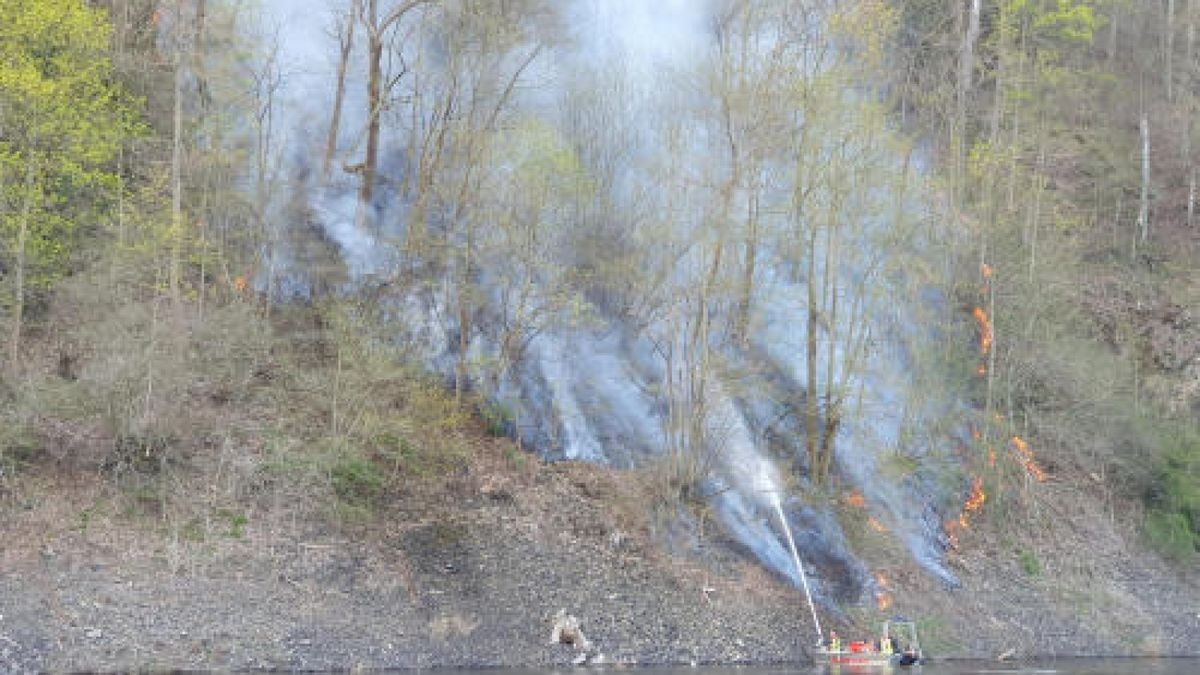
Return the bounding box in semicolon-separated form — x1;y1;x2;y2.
815;619;924;668
770;504;922;669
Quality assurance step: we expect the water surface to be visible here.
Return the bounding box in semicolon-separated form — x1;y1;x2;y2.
462;662;1200;675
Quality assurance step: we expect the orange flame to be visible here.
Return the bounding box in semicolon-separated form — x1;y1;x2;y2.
980;263;995;298
233;276;249;294
964;476;986;513
945;476;987;548
1010;436;1048;481
875;572;893;611
845;490;866;508
972;307;993;355
868;517;887;533
944;519;961;549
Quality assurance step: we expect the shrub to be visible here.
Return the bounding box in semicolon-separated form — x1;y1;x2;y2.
1142;425;1200;562
1018;549;1042;576
331;456;385;506
1144;511;1196;562
0;422;41;475
480;400;513;438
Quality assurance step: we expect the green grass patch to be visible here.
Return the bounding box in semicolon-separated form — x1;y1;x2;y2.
1142;424;1199;562
0;422;42;475
480;401;513;437
503;444;528;471
1018;549;1042;576
331;456;385;506
217;509;249;538
914;615;960;656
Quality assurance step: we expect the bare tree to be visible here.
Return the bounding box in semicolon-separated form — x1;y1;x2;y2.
323;0;358;183
354;0;431;206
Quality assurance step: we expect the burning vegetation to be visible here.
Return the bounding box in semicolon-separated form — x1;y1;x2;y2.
944;476;987;550
874;572;893;611
972;307;992;356
1010;436;1048;482
973;262;994;376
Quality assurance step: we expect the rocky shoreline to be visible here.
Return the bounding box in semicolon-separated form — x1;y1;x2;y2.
2;459;1198;672
1;463;818;672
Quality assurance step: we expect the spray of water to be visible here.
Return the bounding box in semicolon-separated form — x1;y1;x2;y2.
773;497;824;646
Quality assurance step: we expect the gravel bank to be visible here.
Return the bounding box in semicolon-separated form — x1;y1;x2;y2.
2;459;1197;672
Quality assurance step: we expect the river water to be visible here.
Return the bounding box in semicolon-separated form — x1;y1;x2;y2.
424;663;1200;675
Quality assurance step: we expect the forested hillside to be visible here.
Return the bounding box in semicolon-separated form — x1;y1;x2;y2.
1;0;1197;670
893;0;1199;560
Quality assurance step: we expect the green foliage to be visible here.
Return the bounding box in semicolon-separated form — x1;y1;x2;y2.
179;517;206;543
897;0;1200;579
0;421;41;475
331;456;386;506
1006;0;1103;45
298;302;471;480
0;0;144;297
1143;426;1200;561
217;509;249;538
914;615;959;655
1018;549;1043;576
1145;511;1196;562
503;443;528;472
480;400;513;438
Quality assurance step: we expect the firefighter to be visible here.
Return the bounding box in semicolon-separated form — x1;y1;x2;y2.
828;631;841;652
880;633;893;655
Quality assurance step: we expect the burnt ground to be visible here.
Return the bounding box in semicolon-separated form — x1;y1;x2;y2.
1;441;1197;672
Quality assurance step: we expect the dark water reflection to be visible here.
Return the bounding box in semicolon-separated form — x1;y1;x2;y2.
470;662;1200;675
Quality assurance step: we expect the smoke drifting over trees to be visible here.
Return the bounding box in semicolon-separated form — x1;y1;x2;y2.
234;0;974;595
1;0;1195;634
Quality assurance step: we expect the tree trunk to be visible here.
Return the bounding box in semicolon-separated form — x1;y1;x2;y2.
955;0;982;203
1029;139;1045;283
958;0;982;119
805;223;820;483
1189;0;1196;67
735;189;758;347
1189;165;1196;228
324;0;357;183
1138;113;1151;243
821;213;840;480
1108;4;1120;65
170;36;185;314
1189;0;1197;227
8;159;37;372
194;0;210;115
360;0;383;207
1167;0;1177;101
455;214;474;402
358;0;430;209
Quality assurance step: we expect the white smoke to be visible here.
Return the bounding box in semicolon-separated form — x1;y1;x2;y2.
237;0;968;601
